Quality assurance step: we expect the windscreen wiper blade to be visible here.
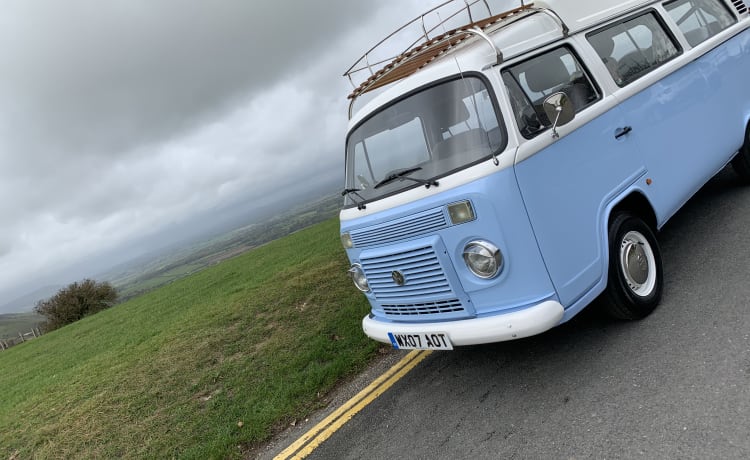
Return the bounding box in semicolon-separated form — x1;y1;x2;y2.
341;188;367;210
373;167;439;190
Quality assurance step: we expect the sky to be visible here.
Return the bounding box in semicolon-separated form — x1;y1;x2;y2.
0;0;518;308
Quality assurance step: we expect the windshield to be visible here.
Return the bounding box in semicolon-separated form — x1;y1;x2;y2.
344;76;506;208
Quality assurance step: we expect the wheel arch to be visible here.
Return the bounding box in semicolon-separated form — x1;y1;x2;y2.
587;190;662;320
560;187;659;323
608;191;658;232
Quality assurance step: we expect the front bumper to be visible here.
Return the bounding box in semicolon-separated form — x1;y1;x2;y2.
362;300;564;347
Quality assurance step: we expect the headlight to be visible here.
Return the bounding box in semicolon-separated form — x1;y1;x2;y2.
348;264;370;292
341;232;354;249
463;240;503;279
447;200;475;225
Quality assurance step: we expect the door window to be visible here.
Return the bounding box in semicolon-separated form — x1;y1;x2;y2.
502;46;600;139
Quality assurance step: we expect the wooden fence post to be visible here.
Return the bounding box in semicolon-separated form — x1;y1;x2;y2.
18;332;25;343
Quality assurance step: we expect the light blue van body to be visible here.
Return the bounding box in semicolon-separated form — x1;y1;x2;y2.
341;0;750;349
517;28;750;319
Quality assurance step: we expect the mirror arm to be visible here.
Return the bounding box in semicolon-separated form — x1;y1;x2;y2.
551;107;562;140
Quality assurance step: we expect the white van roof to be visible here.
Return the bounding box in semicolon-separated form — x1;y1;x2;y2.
344;0;688;121
535;0;653;33
345;0;660;122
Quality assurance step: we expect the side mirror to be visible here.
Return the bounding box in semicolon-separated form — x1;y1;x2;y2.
543;92;575;140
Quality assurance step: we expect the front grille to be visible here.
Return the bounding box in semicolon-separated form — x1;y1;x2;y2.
362;245;451;299
382;299;465;316
732;0;748;14
350;207;448;248
360;240;470;320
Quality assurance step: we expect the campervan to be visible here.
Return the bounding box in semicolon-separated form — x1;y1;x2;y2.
340;0;750;350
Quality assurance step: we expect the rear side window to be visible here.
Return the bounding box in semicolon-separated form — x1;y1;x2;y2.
588;12;681;87
501;46;600;139
664;0;736;47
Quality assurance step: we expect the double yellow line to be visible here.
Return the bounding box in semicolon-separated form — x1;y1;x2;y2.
274;349;432;460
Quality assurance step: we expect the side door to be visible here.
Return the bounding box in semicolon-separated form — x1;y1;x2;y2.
586;7;732;224
503;45;647;308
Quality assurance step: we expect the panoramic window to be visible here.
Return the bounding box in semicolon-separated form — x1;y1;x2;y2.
588;12;681;87
664;0;736;47
344;76;505;208
501;46;600;139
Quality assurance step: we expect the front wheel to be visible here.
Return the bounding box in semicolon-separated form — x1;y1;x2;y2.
602;213;663;320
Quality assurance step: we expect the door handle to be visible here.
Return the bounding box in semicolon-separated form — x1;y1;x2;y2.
615;126;632;139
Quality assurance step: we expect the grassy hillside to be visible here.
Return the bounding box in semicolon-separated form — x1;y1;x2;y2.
0;217;379;458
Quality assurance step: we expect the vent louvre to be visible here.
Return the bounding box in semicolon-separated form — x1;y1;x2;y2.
361;245;451;300
350;208;448;248
360;242;468;319
382;299;465;316
732;0;748;15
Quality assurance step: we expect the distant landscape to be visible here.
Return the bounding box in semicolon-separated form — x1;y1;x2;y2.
0;312;43;341
101;193;342;302
0;192;342;340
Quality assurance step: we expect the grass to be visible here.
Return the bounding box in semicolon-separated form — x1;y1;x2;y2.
116;263;205;299
0;217;380;458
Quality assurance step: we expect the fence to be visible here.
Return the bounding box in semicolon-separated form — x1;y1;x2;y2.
0;328;42;351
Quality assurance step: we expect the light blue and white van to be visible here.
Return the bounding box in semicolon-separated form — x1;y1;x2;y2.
340;0;750;350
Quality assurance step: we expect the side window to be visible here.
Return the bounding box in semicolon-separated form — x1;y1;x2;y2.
588;12;681;87
501;46;601;139
664;0;736;47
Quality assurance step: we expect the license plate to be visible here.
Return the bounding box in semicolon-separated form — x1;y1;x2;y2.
387;332;453;350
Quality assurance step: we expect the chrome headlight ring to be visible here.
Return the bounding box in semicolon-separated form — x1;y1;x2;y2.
348;263;370;292
463;240;503;279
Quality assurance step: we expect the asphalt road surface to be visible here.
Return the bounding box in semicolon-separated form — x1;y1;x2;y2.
307;167;750;459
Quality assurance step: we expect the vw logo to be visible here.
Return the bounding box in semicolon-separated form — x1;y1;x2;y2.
391;270;406;286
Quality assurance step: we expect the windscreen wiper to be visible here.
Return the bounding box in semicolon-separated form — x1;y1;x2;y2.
341;188;367;210
373;167;439;190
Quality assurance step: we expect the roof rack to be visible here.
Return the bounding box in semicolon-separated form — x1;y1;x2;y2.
344;1;537;116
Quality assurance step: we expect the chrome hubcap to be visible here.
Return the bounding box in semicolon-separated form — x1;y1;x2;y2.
624;242;649;285
619;231;656;296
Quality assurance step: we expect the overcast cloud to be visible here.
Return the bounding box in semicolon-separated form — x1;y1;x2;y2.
0;0;516;306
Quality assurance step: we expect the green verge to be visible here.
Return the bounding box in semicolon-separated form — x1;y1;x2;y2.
0;217;379;458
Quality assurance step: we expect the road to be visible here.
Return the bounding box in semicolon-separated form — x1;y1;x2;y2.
297;167;750;459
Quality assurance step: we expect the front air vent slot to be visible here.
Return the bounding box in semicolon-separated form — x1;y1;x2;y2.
731;0;748;15
382;299;465;316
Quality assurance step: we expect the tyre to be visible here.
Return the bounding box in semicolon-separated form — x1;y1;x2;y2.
731;124;750;183
602;213;663;320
